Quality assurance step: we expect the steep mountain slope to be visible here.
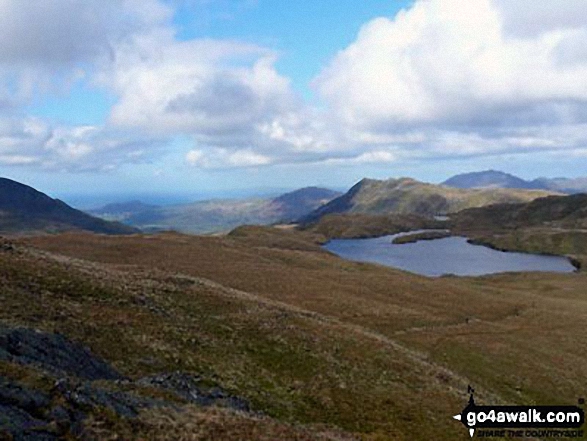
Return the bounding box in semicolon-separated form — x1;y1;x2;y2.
91;187;340;234
442;170;536;189
301;177;555;223
443;170;587;194
0;178;138;235
271;187;341;221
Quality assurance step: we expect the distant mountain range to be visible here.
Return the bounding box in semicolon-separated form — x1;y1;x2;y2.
89;187;341;234
0;178;138;235
5;172;584;237
300;177;556;224
442;170;587;194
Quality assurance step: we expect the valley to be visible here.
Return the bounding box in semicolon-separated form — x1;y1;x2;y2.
2;223;584;439
1;173;587;440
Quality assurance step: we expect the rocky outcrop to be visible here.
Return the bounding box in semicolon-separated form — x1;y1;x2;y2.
0;326;123;381
0;325;252;440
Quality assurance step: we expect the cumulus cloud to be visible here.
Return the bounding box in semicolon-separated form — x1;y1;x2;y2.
104;35;295;142
0;0;172;103
186;148;272;169
3;0;587;173
315;0;587;131
0;117;165;171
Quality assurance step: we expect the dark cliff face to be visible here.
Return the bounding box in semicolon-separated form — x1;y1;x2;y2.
0;178;138;235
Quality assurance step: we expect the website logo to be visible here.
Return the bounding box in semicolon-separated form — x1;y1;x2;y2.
453;386;585;438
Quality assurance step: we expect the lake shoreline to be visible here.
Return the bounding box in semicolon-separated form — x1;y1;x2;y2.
324;231;577;277
466;237;581;271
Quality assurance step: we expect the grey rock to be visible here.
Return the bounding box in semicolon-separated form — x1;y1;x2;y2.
0;326;123;381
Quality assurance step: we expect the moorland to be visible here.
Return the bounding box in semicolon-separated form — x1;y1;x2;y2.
1;174;587;440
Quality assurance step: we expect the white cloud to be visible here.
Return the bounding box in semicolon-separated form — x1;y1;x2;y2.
0;117;165;171
0;0;172;103
315;0;587;130
2;0;587;173
0;0;171;65
186;148;271;169
102;29;296;140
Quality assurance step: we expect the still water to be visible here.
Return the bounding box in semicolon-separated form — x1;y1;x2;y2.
323;232;576;277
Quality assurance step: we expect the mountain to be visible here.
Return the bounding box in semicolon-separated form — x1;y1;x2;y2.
443;170;587;194
90;187;341;234
442;170;537;189
0;177;138;235
270;187;340;221
300;177;556;224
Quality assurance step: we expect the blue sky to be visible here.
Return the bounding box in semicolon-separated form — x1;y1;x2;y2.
1;0;587;206
171;0;413;98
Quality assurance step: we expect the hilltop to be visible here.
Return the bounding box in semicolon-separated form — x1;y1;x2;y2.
443;170;587;194
300;177;555;224
90;187;340;234
0;178;138;235
442;170;536;190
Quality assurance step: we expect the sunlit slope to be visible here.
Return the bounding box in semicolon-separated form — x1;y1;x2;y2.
5;234;471;440
301;177;557;223
24;227;587;420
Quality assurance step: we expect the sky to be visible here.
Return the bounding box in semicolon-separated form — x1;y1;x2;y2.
1;0;587;205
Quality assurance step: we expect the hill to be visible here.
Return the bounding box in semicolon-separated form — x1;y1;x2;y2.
443;170;587;194
11;226;587;439
300;213;444;240
300;177;555;224
90;187;340;234
0;178;138;235
442;170;536;189
452;193;587;231
451;193;587;268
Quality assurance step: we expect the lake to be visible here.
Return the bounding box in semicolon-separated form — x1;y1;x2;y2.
323;232;576;277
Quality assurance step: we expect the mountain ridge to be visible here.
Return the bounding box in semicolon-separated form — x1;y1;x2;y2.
443;170;587;193
300;176;556;224
0;177;138;235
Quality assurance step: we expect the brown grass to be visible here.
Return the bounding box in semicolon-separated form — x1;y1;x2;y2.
7;227;587;439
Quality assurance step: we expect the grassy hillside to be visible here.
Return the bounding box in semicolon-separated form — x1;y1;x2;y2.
301;177;556;223
13;227;587;439
451;193;587;268
300;213;444;240
0;177;138;235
